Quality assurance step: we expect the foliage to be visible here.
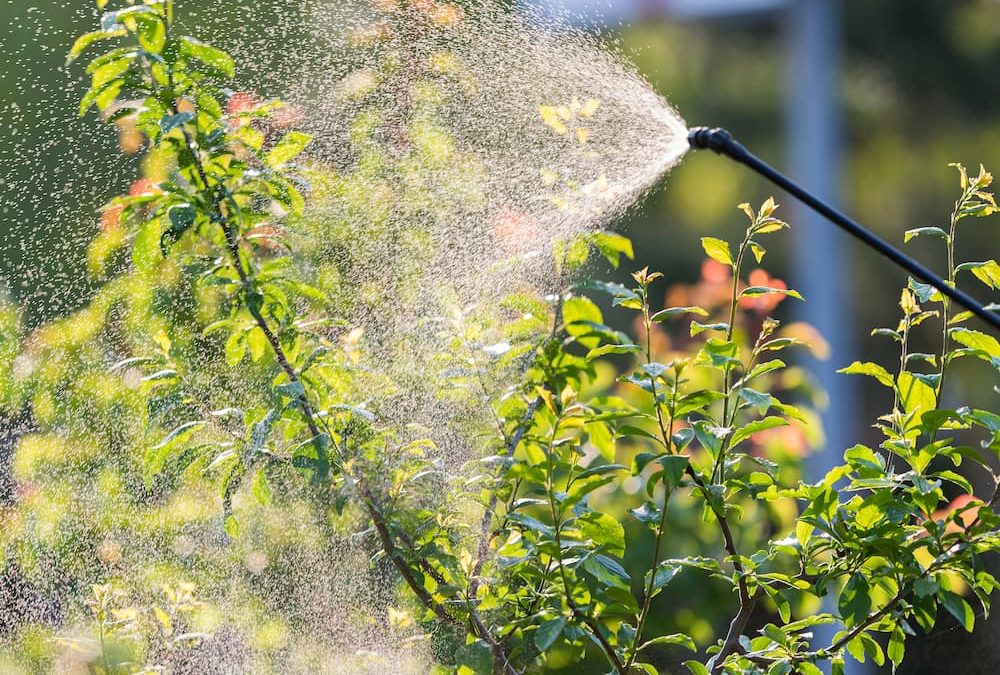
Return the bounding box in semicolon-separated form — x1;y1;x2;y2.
2;1;1000;674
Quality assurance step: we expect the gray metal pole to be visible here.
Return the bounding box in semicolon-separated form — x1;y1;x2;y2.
786;2;864;672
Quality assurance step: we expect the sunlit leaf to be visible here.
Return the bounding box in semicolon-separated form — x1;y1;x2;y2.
701;237;733;267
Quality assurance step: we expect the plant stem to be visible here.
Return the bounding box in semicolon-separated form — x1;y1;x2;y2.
98;620;110;675
715;232;749;483
463;298;565;673
712;588;761;674
145;9;328;451
626;293;680;671
937;196;963;403
684;465;755;673
357;480;463;627
543;419;626;675
627;484;671;670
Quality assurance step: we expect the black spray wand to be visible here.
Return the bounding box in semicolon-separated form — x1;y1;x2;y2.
688;126;1000;332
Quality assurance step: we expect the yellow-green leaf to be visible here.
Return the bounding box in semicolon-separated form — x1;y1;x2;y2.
266;131;313;167
181;37;235;78
897;371;937;417
951;327;1000;358
701;237;733;267
132;217;164;272
252;467;273;506
67;29;126;64
838;361;894;388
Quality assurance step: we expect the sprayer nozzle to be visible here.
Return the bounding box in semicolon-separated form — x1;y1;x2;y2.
687;126;712;149
688;126;733;152
687;126;748;162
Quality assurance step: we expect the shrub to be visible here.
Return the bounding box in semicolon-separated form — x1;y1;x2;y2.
2;1;999;673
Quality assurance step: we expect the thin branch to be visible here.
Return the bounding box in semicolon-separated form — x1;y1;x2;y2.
684;466;755;673
357;481;464;628
711;589;762;674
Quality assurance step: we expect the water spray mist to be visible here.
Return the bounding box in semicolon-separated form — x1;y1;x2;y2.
688;126;1000;332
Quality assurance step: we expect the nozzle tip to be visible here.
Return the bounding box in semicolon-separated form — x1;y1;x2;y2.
687;126;712;149
688;127;746;159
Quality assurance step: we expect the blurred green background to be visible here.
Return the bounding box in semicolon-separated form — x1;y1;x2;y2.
2;0;999;672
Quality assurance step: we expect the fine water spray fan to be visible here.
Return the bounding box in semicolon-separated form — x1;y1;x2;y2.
688;126;1000;332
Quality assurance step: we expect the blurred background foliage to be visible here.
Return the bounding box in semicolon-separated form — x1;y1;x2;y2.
2;0;1000;673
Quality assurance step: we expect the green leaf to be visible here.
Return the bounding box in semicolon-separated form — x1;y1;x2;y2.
951;327;1000;359
588;232;634;267
68;28;127;64
638;633;696;653
933;469;973;493
137;13;166;53
246;327;268;362
683;660;710;675
585;421;617;462
646;563;680;595
888;625;905;672
577;280;638;303
181;37;236;77
100;5;156;31
276;380;306;401
659;455;689;489
224;514;240;539
161;111;195;133
738;387;772;415
267;131;313;167
745;359;785;381
507;513;553;537
109;356;156;372
225;330;247;366
956;260;1000;291
741;286;804;301
534;616;568;651
859;633;885;666
630;502;660;524
579;512;626;556
839;574;872;626
89;57;130;89
586;343;642;361
904;226;949;243
632;451;667;474
152;421;204;451
575;462;626;481
843;445;884;475
908;278;939;303
691;322;730;338
913;578;939;599
759;337;804;353
846;636;866;664
619;426;666;447
583;554;630;590
455;639;493;675
251;467;273;506
730;417;787;447
897;371;937;417
630;664;658;675
247;409;280;456
79;77;123;115
939;590;975;632
133;217;165;272
651;306;709;322
701;237;734;267
161;203;196;254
